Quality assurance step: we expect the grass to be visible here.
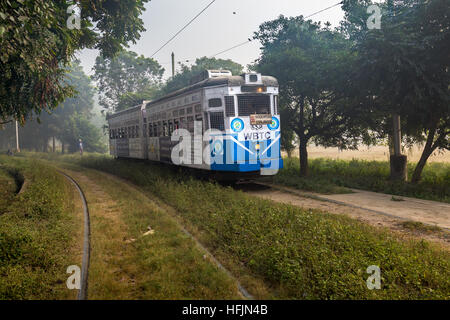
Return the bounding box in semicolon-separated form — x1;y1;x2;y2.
0;166;19;213
54;164;240;299
273;157;450;203
0;156;80;299
31;152;450;300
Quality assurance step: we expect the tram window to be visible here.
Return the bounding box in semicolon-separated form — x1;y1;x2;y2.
153;124;158;137
143;124;147;137
169;121;173;134
179;109;185;116
136;125;140;138
274;95;279;115
208;98;222;108
187;116;194;133
148;124;152;137
187;107;193;114
195;104;201;113
237;95;271;116
173;110;178;117
209;112;225;131
162;122;166;136
225;96;235;117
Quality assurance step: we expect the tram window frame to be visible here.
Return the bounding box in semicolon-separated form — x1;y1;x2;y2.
186;106;193;114
136;125;140;138
274;95;279;115
143;124;147;137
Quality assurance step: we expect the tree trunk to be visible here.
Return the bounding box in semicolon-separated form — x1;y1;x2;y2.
299;138;308;176
287;149;292;158
411;125;437;183
61;141;65;154
52;136;55;153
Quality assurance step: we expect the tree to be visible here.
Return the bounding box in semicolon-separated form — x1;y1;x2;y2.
0;60;106;153
92;50;164;112
0;0;150;122
342;0;449;182
254;16;376;176
162;57;244;95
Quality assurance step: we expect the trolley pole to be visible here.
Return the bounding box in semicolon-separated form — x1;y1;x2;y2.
15;120;20;153
171;52;175;78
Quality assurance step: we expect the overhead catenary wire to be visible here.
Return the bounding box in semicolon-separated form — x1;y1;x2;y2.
157;1;344;66
209;1;344;58
150;0;217;58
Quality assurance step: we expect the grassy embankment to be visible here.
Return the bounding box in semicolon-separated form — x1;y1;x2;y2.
0;156;80;299
272;157;450;203
36;153;450;300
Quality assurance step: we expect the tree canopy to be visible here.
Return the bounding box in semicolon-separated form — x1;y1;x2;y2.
93;50;164;112
254;16;376;175
341;0;449;182
0;0;150;122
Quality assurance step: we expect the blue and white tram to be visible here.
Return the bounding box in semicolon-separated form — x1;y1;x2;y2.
106;70;283;177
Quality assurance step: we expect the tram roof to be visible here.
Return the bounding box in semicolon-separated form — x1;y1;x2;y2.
107;75;278;119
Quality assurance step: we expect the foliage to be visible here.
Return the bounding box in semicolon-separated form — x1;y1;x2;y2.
0;0;150;122
341;0;450;182
160;57;244;95
41;153;450;299
275;157;450;203
253;16;378;176
92;50;164;112
0;61;106;153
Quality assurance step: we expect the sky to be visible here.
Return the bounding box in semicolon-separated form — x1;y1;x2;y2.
76;0;346;79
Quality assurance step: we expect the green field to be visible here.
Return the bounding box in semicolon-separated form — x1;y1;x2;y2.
273;157;450;203
29;153;449;300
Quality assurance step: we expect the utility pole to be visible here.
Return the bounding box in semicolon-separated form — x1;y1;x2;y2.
171;52;175;78
15;120;20;153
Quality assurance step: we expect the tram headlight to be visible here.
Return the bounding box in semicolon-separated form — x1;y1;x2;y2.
255;143;261;151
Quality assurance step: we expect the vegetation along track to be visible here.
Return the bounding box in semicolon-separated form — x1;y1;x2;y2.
234;181;450;246
58;171;91;300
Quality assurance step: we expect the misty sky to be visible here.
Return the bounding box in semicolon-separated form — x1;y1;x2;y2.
77;0;347;78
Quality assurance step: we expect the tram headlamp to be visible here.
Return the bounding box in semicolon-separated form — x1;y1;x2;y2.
255;143;261;151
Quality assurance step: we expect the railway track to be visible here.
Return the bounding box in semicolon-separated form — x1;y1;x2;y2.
59;171;91;300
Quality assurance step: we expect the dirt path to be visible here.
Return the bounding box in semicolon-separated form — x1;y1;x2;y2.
241;182;450;248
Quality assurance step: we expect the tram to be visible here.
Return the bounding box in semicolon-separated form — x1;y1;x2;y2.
106;70;283;177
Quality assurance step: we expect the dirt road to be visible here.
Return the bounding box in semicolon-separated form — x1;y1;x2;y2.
240;182;450;247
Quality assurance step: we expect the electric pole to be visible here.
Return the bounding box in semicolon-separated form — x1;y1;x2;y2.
15;120;20;152
171;52;175;78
